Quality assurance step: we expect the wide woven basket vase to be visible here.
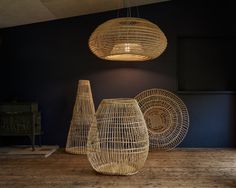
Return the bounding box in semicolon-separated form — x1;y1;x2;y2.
87;98;149;175
65;80;95;154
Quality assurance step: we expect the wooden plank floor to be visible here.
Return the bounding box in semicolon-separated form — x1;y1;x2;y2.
0;149;236;188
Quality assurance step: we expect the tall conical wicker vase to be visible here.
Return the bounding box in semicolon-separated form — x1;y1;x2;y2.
87;98;149;175
65;80;95;154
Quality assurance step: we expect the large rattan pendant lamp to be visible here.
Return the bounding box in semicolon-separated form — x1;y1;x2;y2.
88;2;167;61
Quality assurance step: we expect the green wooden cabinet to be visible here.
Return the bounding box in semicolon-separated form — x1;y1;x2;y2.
0;102;42;150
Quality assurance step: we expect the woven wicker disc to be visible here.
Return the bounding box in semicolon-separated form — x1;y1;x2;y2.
134;89;189;150
89;17;167;61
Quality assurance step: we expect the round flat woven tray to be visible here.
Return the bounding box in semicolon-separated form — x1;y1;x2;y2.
134;89;189;150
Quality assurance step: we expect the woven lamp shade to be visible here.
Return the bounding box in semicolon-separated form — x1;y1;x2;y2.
87;98;149;175
65;80;95;154
89;17;167;61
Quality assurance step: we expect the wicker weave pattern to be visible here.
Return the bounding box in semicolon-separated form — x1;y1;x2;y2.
87;98;149;175
66;80;95;154
135;89;189;150
89;17;167;61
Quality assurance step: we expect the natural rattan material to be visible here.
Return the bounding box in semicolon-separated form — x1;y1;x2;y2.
87;98;149;175
134;89;189;150
65;80;95;154
89;17;167;61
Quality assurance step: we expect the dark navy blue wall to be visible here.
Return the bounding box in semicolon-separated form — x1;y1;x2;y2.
0;0;236;147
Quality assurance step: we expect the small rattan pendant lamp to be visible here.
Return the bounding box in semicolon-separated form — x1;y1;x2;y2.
88;2;167;61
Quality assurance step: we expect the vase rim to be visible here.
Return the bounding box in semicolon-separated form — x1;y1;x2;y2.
101;98;137;104
78;80;90;85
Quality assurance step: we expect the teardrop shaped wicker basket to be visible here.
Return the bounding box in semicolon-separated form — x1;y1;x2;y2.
87;98;149;175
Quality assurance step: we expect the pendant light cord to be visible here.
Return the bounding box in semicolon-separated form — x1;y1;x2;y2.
122;0;131;17
136;6;140;17
117;0;140;18
117;0;141;18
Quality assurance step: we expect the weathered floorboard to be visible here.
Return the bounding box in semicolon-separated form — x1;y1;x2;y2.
0;148;236;188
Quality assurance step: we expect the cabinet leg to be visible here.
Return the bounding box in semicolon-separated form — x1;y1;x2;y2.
39;134;42;147
32;113;36;151
31;135;35;151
